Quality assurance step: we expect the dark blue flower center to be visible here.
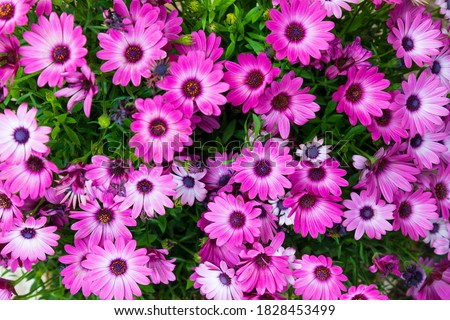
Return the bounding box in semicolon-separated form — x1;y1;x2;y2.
182;176;195;188
21;228;36;239
309;167;325;181
431;223;440;234
218;273;231;286
26;156;44;173
125;45;143;63
410;134;423;148
305;146;319;159
431;61;441;75
52;45;70;64
398;202;412;219
360;206;374;220
110;259;127;275
406;95;421;111
402;37;414;51
314;266;331;281
375;109;391;127
137;179;153;194
285;23;305;42
218;174;231;187
254;160;272;177
352;294;368;300
154;63;169;76
229;211;246;228
13;127;30;144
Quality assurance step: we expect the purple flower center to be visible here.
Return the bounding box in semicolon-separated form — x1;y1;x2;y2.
183;79;201;98
352;294;368;300
0;193;12;209
305;146;319;159
246;71;264;89
6;50;17;65
218;174;231;187
401;37;414;52
229;211;246;228
52;45;70;64
255;253;271;268
259;293;275;300
398;202;412;219
137;179;153;194
285;23;305;42
125;45;143;63
431;61;441;75
26;156;44;173
271;93;290;111
13;127;30;144
299;194;316;208
149;119;167;137
21;228;36;240
154;62;169;76
375;109;391;127
314;266;331;281
218;273;231;286
409;134;422;148
309;167;325;181
406;95;420;111
360;206;374;220
276;199;287;211
345;84;363;102
110;161;126;177
253;160;272;177
97;208;114;224
431;223;440;234
182;176;195;188
0;3;14;20
435;182;448;200
110;259;127;276
256;205;268;218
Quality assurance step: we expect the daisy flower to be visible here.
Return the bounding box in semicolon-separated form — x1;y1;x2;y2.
410;259;450;300
424;219;450;245
54;163;93;209
85;156;129;191
59;238;92;297
175;30;224;63
254;71;320;139
266;0;335;64
290;159;348;198
430;165;450;219
274;246;302;285
426;46;450;90
0;217;59;262
113;0;157;28
203;193;261;247
203;152;235;193
255;203;278;244
29;0;52;17
0;278;15;300
191;261;243;300
0;0;30;34
118;165;176;219
97;13;166;86
172;162;207;206
0;103;51;164
436;0;450;20
284;191;344;237
393;72;449;136
146;248;176;285
432;236;450;260
342;190;395;240
332;66;391;126
129;96;192;164
320;0;359;19
157;6;182;45
340;284;388;300
0;180;23;233
269;196;293;226
0;33;20;85
369;254;402;277
158;51;229;117
224;53;280;113
405;131;448;170
0;155;58;200
82;238;151;300
199;239;243;267
20;12;88;87
232;141;294;201
295;136;331;165
293;254;348;300
236;233;291;295
390;11;443;68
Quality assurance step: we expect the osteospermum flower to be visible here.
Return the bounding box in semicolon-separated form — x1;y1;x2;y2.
113;0;157;28
293;254;348;300
342;190;395;240
118;165;176;219
146;248;176;285
0;103;51;164
85;156;129;191
432;236;450;260
266;0;335;64
54;163;93;209
369;254;402;277
29;0;52;16
172;163;207;206
97;13;167;86
424;219;450;245
405;131;448;170
320;0;359;19
82;238;151;300
191;261;243;300
157;5;182;45
332;66;391;126
389;11;443;68
232;141;294;201
254;71;320;139
236;233;291;295
224;53;280;113
392;72;449;136
0;217;59;262
0;33;20;85
175;30;224;63
340;284;388;300
59;238;92;297
430;165;450;219
0;180;23;233
158;51;229;117
203;152;235;193
255;203;278;244
0;0;30;34
204;193;261;247
198;239;243;267
20;12;87;87
295;136;331;165
426;46;450;90
269;196;293;226
0;278;15;300
129;96;192;164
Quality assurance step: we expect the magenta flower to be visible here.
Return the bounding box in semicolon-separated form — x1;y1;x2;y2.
294;254;348;300
405;130;448;170
59;238;92;297
203;152;235;194
0;180;23;233
146;248;176;285
54;163;92;209
97;12;166;86
85;156;129;191
198;238;243;268
0;217;59;262
340;284;388;300
431;165;450;219
0;0;30;34
54;65;98;118
175;30;224;64
0;33;20;85
424;219;450;245
129;96;192;164
113;0;157;28
232;141;294;201
0;278;15;300
432;237;450;260
320;0;359;19
254;71;319;139
204;193;261;247
255;203;278;244
172;163;207;206
0;103;51;164
369;254;401;277
266;0;335;64
20;12;87;87
118;165;176;219
224;53;280;113
82;238;151;300
30;0;52;16
158;51;229;117
191;260;243;300
342;190;395;240
158;6;182;44
236;233;290;295
332;66;391;126
427;46;450;91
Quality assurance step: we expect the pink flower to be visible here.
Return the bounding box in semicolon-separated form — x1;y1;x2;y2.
54;163;92;209
255;203;278;244
340;284;388;300
203;152;235;194
426;45;450;91
0;0;30;34
432;237;450;260
319;0;359;19
0;278;16;300
431;165;450;219
0;33;20;85
198;238;243;267
85;156;130;191
175;30;223;64
405;130;448;170
0;180;23;234
369;254;401;277
157;6;182;44
146;248;176;284
32;0;52;16
172;163;207;206
295;136;331;165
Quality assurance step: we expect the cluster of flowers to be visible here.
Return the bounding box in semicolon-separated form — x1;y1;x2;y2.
0;0;449;300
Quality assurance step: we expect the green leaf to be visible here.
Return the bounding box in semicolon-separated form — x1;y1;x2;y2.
225;40;236;60
243;7;261;25
62;123;81;146
252;113;261;137
244;37;264;53
223;119;236;143
217;0;236;11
